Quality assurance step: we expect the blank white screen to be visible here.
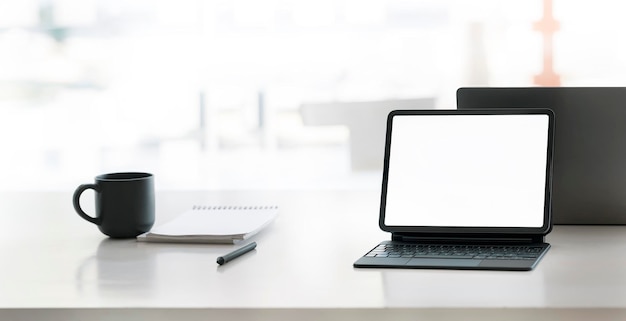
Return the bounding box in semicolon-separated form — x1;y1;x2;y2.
383;114;549;228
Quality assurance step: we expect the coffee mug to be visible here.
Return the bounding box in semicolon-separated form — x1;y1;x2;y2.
73;172;155;238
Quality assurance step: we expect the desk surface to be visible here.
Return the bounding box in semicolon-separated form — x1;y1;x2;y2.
1;190;626;320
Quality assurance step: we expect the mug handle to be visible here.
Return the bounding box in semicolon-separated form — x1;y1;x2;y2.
73;184;102;225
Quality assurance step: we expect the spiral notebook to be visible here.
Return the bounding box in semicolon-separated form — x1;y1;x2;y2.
137;205;278;244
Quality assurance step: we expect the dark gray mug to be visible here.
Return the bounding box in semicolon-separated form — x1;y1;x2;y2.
73;172;155;238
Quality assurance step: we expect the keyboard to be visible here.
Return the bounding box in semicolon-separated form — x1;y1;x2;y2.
365;243;544;260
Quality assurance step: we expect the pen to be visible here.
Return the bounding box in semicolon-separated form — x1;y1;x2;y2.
217;242;257;265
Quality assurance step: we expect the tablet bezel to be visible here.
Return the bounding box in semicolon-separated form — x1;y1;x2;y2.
378;108;554;235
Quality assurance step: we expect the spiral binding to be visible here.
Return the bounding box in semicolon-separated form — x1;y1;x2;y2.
191;205;278;211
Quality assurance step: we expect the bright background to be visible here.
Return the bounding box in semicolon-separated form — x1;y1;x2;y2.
1;0;624;191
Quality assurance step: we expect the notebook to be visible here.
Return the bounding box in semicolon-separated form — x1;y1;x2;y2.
353;109;554;271
137;205;278;244
457;87;626;224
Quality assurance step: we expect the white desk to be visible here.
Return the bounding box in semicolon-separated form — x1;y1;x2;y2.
1;190;626;321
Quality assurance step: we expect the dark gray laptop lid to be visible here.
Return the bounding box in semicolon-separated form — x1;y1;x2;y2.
457;87;626;225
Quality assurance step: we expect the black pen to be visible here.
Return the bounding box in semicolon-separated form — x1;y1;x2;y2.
217;242;257;265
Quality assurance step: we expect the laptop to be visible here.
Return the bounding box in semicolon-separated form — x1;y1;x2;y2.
354;109;554;271
457;87;626;224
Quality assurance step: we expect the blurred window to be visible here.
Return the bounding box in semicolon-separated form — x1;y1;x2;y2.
0;0;623;190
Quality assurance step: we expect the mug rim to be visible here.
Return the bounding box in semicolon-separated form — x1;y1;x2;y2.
96;172;153;181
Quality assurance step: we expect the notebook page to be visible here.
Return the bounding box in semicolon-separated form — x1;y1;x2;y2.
149;207;278;236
